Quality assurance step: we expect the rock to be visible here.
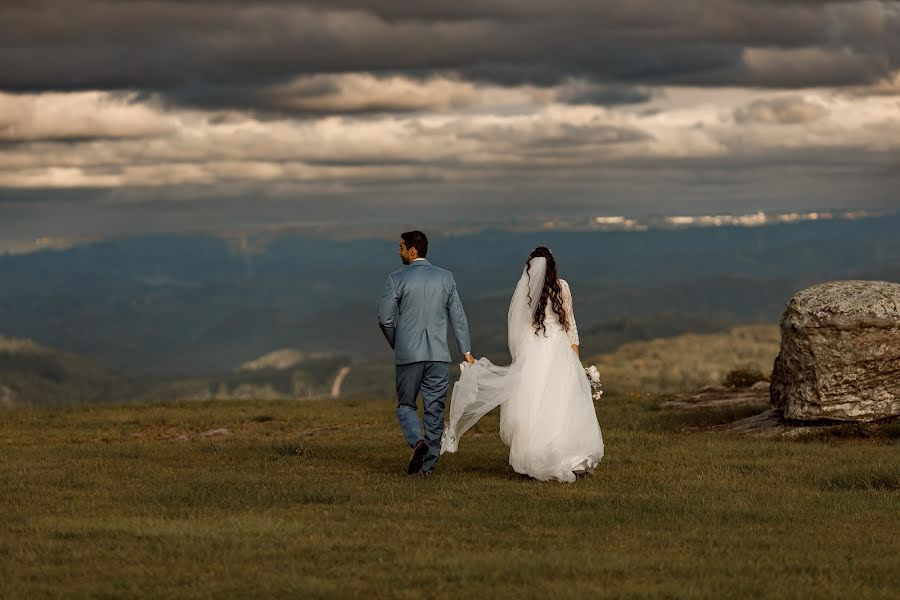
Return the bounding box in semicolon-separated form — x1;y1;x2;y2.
698;384;729;393
709;409;900;439
238;349;335;372
0;385;17;408
750;381;770;392
770;280;900;421
708;409;829;439
174;427;230;441
662;386;769;411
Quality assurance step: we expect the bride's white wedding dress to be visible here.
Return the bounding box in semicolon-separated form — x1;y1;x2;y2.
441;257;604;483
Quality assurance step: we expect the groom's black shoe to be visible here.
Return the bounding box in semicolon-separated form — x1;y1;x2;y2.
407;440;428;474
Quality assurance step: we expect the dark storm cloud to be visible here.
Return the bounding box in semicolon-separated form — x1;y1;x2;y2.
1;1;898;114
558;84;658;106
0;135;133;147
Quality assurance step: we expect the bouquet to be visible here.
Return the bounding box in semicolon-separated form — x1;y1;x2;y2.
584;365;603;401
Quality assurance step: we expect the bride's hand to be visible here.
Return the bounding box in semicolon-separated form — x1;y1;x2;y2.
571;344;580;357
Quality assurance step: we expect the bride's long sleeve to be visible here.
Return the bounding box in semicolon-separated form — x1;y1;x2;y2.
561;279;579;346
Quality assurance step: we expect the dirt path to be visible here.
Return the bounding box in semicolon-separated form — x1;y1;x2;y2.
330;366;351;398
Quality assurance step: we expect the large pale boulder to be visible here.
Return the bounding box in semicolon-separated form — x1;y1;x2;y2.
770;280;900;421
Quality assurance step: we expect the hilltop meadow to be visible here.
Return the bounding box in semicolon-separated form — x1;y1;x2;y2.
2;391;898;598
2;216;899;597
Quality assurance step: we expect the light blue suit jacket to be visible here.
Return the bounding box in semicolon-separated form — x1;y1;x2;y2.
378;259;471;365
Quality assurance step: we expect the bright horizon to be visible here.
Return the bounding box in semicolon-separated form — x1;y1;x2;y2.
2;207;896;256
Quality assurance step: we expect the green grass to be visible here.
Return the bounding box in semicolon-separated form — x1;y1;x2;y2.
1;394;898;599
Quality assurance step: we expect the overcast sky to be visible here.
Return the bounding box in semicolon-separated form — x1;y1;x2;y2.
1;0;898;250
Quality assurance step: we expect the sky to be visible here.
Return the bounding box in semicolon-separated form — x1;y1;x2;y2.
1;0;899;251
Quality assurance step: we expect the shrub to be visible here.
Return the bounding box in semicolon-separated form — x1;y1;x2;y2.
722;366;769;388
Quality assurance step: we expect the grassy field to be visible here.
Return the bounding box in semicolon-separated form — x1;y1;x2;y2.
1;394;898;599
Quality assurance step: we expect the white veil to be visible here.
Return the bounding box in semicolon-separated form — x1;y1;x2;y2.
507;257;546;361
441;257;546;453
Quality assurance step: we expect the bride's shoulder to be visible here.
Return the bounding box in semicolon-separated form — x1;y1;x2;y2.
559;278;570;289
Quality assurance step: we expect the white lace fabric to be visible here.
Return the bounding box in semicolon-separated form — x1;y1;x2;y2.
553;279;579;346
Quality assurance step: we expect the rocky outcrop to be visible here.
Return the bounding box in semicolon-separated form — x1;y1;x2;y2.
662;385;770;411
173;428;230;442
0;385;18;408
238;349;335;372
770;281;900;421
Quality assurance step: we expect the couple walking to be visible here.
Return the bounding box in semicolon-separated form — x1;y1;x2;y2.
377;231;604;483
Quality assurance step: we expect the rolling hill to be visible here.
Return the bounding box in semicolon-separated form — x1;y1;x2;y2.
0;336;353;408
585;325;781;394
0;336;135;408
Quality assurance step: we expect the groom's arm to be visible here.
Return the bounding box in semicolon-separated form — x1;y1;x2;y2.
447;274;473;361
378;275;399;348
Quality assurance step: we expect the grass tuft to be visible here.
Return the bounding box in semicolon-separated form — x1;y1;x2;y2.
819;466;900;492
263;442;309;458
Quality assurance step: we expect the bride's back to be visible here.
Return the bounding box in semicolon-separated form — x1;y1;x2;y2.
538;278;571;333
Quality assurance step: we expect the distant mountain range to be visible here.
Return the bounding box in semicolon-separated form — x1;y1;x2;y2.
1;212;899;378
2;208;889;256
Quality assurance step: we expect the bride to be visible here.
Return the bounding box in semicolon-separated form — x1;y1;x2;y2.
441;246;604;483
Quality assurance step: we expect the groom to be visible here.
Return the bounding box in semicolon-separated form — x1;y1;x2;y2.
378;231;475;477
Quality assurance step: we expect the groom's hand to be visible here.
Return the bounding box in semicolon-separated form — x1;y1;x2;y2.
463;352;476;364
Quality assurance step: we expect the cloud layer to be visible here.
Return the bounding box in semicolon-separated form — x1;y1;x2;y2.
3;1;899;104
0;1;898;244
2;83;897;188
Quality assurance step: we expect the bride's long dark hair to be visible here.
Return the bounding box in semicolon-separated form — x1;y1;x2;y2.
526;246;569;336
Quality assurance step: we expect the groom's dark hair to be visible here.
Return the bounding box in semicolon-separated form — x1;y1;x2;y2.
401;230;428;258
